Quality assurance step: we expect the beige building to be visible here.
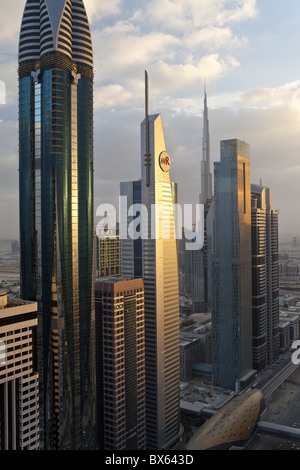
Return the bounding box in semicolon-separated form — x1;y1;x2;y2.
95;277;146;450
0;291;39;450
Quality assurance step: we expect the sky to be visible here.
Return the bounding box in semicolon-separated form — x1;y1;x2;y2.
0;0;299;241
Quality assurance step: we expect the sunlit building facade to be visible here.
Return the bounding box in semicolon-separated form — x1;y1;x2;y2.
18;0;95;449
141;108;180;448
0;292;39;450
120;75;180;449
95;277;146;450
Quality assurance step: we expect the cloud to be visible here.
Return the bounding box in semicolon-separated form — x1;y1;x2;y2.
95;84;134;110
239;81;300;111
0;0;24;42
93;22;180;83
184;26;247;51
135;0;258;31
151;55;240;94
84;0;122;23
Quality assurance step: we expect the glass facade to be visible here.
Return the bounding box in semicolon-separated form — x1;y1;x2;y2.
18;0;95;450
211;139;255;391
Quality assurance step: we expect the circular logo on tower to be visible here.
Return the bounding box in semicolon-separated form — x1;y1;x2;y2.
159;151;171;172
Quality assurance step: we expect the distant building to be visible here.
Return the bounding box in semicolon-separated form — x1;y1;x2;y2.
279;294;299;308
95;277;146;450
186;88;213;313
185;241;205;312
120;180;142;279
211;139;255;391
279;311;300;343
251;184;280;370
95;217;121;278
11;241;20;255
279;262;300;280
0;292;39;450
279;320;290;352
180;323;212;380
180;337;201;382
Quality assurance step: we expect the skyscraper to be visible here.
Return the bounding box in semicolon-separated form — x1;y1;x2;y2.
95;277;146;450
211;139;256;391
18;0;95;449
141;73;180;449
120;180;143;279
0;292;39;450
120;73;180;449
187;87;213;313
251;184;280;370
200;84;213;207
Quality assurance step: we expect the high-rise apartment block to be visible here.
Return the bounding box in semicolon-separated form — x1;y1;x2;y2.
18;0;95;449
95;278;146;450
251;184;280;370
0;291;39;450
211;139;256;391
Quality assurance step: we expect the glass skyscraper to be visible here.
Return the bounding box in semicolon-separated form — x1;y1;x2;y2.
18;0;95;449
211;139;256;391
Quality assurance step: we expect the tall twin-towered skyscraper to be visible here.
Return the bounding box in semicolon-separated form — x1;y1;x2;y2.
18;0;95;449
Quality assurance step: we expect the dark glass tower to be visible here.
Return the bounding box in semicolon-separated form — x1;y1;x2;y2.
211;139;256;391
18;0;95;449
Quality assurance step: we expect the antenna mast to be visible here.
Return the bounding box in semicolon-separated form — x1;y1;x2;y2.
145;70;151;187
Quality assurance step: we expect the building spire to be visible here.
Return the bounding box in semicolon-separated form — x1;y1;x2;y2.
200;81;213;205
145;70;151;187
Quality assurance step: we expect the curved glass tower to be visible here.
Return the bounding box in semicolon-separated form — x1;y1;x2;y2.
18;0;95;449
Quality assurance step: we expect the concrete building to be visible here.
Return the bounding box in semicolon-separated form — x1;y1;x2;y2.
279;311;300;343
0;291;39;450
95;278;146;450
251;184;280;371
279;320;291;351
180;337;201;382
